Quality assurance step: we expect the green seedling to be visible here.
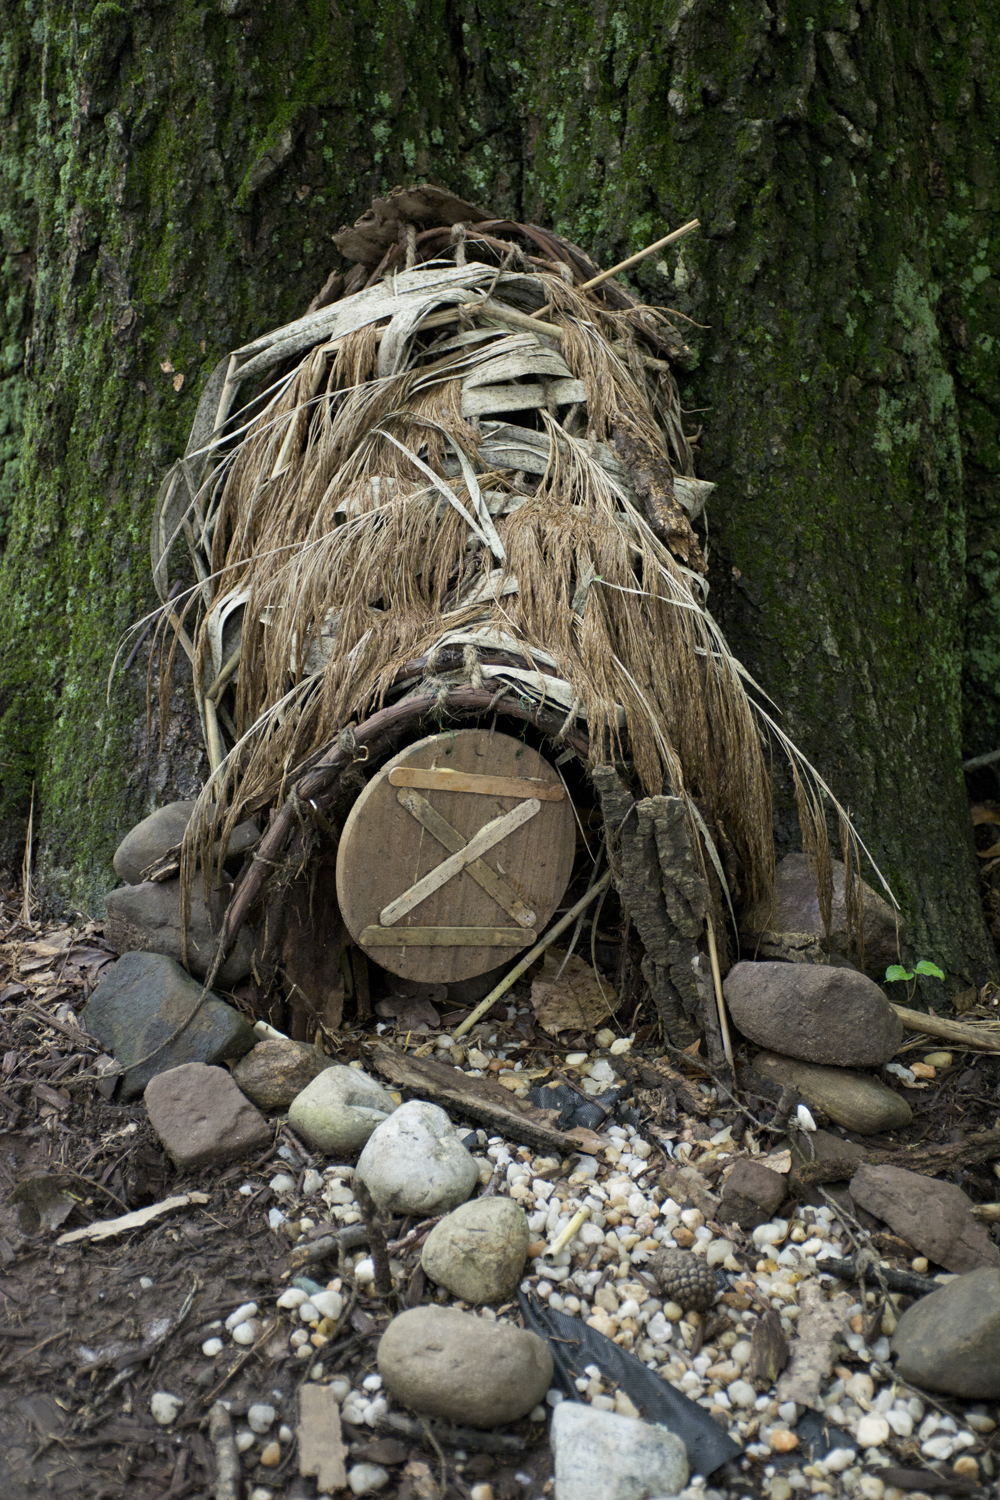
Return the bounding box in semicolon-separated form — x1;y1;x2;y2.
885;959;945;1003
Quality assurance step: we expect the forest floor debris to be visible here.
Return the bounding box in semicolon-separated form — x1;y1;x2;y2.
1;887;1000;1500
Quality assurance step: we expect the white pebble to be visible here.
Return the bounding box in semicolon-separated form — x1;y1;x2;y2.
328;1378;352;1402
311;1290;344;1322
921;1436;955;1460
823;1447;857;1472
362;1374;383;1392
232;1320;261;1345
857;1476;884;1500
238;1183;254;1196
706;1240;730;1268
298;1302;319;1322
846;1373;874;1403
728;1380;756;1408
731;1341;752;1367
354;1257;375;1285
752;1221;787;1248
777;1402;798;1425
201;1337;224;1357
269;1173;296;1194
267;1207;286;1229
856;1415;889;1447
150;1392;182;1426
249;1489;273;1500
348;1462;390;1494
225;1302;259;1330
235;1429;256;1453
248;1403;276;1434
886;1408;912;1438
277;1288;308;1310
139;1276;154;1289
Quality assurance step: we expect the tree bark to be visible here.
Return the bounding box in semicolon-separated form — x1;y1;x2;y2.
0;0;995;980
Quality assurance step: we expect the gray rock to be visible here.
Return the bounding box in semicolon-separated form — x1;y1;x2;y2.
357;1100;479;1215
231;1040;330;1112
145;1062;271;1168
719;1158;788;1230
849;1165;1000;1274
104;877;255;985
377;1306;552;1427
83;951;257;1098
420;1198;530;1304
288;1065;397;1153
550;1402;689;1500
724;961;903;1066
752;1052;912;1135
743;851;904;981
114;801;259;884
891;1267;1000;1397
783;1128;868;1212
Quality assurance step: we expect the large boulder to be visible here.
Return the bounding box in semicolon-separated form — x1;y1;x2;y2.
752;1052;912;1135
113;800;259;884
357;1100;479;1215
724;961;903;1066
82;951;256;1098
850;1165;1000;1274
377;1306;552;1427
104;878;255;986
742;852;904;980
891;1268;1000;1397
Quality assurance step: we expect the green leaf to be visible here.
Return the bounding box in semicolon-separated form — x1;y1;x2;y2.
913;960;945;980
885;964;911;983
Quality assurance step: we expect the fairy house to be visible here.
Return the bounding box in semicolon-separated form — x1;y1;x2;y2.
145;185;858;1055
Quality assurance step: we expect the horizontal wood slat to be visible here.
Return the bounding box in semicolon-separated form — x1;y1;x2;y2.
388;766;565;800
359;926;531;947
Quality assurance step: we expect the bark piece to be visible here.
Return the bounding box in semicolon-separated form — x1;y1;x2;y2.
724;961;903;1066
593;769;710;1049
56;1191;210;1245
775;1279;853;1410
297;1383;348;1493
370;1043;604;1156
747;1308;789;1387
849;1164;1000;1273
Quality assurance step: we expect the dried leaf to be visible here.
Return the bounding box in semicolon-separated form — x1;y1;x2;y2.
530;948;616;1034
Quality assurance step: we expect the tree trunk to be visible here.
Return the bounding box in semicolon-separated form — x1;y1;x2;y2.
1;0;995;980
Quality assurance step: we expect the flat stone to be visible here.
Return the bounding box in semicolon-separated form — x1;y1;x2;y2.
288;1065;397;1153
783;1128;868;1211
105;878;256;985
719;1158;789;1230
145;1062;270;1168
742;851;905;981
83;951;256;1098
114;801;259;884
724;961;903;1066
752;1052;912;1135
550;1402;689;1500
231;1039;330;1111
421;1198;530;1304
357;1100;479;1215
377;1306;552;1427
849;1165;1000;1273
891;1267;1000;1397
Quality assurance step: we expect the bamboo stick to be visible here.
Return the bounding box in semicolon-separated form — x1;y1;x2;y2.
578;219;701;292
891;1003;1000;1053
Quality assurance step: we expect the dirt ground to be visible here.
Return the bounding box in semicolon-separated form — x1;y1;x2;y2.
2;881;1000;1500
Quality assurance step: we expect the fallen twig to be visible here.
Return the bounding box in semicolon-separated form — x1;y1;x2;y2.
208;1401;241;1500
376;1409;525;1454
56;1192;210;1245
891;1003;1000;1052
355;1180;393;1296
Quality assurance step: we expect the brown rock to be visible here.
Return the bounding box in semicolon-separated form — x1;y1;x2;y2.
145;1062;271;1168
231;1039;329;1111
724;961;903;1066
719;1158;789;1229
849;1165;1000;1274
743;852;904;981
753;1052;912;1135
104;878;255;985
891;1267;1000;1397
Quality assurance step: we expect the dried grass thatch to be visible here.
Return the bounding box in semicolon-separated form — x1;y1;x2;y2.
140;186;887;971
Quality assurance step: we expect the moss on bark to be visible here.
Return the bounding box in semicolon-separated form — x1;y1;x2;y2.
1;0;996;978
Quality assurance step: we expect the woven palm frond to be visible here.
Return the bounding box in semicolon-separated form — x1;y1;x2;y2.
147;188;888;943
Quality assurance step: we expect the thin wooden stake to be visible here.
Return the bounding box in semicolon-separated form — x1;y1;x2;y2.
451;869;613;1040
20;781;35;928
705;910;735;1074
578;219;701;292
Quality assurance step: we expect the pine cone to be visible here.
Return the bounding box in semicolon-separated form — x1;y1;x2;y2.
648;1248;718;1312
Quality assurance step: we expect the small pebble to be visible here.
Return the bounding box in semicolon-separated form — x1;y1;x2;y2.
139;1276;154;1289
150;1392;182;1426
823;1448;857;1472
911;1257;929;1273
922;1052;952;1068
269;1172;296;1193
201;1337;224;1357
348;1462;391;1494
952;1457;979;1479
235;1430;256;1453
247;1403;276;1434
769;1431;798;1452
249;1489;273;1500
225;1302;258;1330
232;1320;261;1345
259;1440;281;1467
277;1288;308;1310
856;1415;890;1447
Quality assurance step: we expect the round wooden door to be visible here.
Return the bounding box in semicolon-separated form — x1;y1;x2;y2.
336;728;576;982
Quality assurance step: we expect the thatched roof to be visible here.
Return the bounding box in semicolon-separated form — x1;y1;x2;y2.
144;187;877;968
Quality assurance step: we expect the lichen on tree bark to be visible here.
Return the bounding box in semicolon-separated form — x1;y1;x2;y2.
0;0;995;981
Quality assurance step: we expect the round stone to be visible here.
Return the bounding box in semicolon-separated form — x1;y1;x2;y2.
377;1306;553;1428
357;1100;479;1215
288;1064;397;1153
150;1391;182;1425
421;1198;530;1305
